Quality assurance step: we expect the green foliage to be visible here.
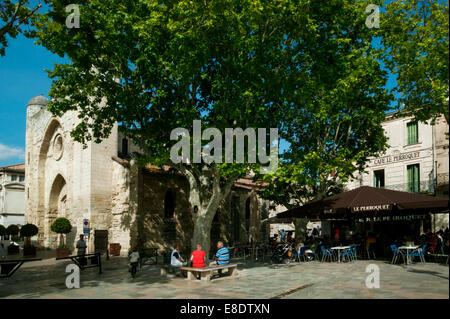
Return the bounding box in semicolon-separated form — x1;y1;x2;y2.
57;244;68;249
20;223;39;238
6;224;19;236
0;0;44;56
0;224;6;236
256;0;391;207
50;217;72;235
32;1;391;231
379;0;449;124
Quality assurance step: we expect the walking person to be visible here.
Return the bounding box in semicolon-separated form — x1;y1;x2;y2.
129;247;140;278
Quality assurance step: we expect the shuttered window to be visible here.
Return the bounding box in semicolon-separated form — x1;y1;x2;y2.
407;164;420;193
407;122;418;145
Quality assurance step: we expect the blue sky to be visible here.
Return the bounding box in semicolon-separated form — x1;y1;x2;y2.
0;21;399;168
0;34;66;167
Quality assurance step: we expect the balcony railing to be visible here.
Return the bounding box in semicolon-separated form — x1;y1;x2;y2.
378;179;437;194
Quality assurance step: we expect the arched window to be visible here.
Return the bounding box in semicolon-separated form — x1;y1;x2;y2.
164;189;175;218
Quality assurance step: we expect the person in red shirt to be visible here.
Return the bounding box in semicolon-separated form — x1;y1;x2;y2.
190;243;206;279
190;243;206;268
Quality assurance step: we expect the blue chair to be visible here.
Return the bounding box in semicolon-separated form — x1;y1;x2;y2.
390;244;404;264
320;245;334;262
351;245;358;260
409;244;427;263
339;248;353;262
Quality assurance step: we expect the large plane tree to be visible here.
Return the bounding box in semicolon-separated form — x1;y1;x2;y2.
33;0;391;256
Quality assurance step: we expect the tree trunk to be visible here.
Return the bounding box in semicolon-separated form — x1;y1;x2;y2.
294;218;309;242
175;164;235;261
191;211;214;261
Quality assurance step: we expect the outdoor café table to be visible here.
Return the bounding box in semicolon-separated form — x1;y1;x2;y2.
398;246;419;265
330;246;351;262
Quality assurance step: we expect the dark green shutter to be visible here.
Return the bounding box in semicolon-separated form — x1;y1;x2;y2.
407;164;420;192
407;122;418;144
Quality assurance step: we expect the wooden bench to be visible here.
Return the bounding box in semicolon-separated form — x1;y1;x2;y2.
180;264;238;281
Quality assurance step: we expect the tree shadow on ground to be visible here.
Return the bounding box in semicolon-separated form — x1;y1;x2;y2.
0;256;183;298
406;268;449;280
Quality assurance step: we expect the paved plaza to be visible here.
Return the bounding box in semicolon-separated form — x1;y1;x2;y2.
0;252;448;299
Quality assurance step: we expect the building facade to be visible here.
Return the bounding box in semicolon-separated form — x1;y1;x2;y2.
347;112;449;231
0;163;25;228
25;96;272;255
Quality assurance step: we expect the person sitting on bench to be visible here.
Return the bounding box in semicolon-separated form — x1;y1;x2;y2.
190;243;206;279
171;244;187;276
210;241;229;275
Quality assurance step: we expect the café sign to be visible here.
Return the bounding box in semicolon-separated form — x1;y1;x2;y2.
352;204;392;212
357;214;428;222
372;151;420;166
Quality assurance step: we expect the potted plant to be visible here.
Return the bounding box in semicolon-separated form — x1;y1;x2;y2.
6;225;20;254
20;223;39;257
50;217;72;258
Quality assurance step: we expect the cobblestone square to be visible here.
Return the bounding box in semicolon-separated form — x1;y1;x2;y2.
1;253;448;299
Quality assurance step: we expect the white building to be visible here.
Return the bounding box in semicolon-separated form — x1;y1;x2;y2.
347;112;449;231
0;163;26;228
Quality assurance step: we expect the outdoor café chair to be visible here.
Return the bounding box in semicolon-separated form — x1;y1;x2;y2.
390;244;405;264
320;245;334;262
339;248;353;262
408;244;427;263
350;245;358;261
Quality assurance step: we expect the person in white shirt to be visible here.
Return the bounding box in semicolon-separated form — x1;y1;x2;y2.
171;244;187;276
129;248;140;278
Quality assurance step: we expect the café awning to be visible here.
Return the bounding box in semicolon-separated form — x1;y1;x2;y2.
276;186;449;220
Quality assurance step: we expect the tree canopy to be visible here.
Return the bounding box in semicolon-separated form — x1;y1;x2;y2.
379;0;449;125
0;0;43;56
34;0;393;252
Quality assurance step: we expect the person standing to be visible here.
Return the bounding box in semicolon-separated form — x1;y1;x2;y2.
76;234;87;256
280;229;287;243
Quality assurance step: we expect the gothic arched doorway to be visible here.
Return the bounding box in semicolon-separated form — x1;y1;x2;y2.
47;174;70;248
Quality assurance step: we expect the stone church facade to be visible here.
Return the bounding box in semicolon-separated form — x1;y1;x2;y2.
24;96;271;256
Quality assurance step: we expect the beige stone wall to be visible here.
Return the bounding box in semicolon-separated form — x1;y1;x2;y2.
137;170;194;254
25;96;119;252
